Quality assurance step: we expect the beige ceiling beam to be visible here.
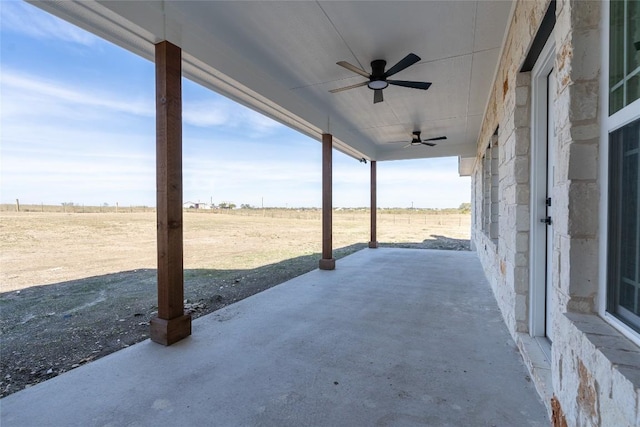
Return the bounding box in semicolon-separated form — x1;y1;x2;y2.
150;41;192;346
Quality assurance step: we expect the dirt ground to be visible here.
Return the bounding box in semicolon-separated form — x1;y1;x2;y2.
0;209;470;397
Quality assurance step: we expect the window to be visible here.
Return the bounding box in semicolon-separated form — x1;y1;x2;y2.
483;151;491;234
489;135;499;245
606;0;640;335
608;118;640;331
610;0;640;114
482;133;499;245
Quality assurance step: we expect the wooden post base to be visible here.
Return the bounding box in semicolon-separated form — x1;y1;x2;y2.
319;258;336;270
150;313;192;346
368;241;379;248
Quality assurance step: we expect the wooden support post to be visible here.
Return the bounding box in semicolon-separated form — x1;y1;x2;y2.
150;41;191;345
369;160;378;248
319;133;335;270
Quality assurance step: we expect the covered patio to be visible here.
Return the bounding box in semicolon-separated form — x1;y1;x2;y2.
1;248;547;426
26;0;514;346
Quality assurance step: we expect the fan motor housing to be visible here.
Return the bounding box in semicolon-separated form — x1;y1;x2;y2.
368;59;388;90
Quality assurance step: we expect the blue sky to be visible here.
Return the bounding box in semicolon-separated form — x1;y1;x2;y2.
0;1;470;209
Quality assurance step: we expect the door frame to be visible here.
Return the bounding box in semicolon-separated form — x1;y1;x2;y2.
529;35;555;338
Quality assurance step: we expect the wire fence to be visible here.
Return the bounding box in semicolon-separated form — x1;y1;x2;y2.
0;203;470;228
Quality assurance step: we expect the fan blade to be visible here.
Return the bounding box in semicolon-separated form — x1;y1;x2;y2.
329;81;368;93
384;53;421;77
336;61;370;78
421;142;437;147
374;89;383;104
403;143;412;148
423;136;447;142
388;80;432;90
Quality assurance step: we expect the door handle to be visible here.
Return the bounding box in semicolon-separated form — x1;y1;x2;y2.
540;217;552;225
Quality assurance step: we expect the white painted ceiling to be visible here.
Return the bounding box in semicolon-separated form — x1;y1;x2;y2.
31;1;514;164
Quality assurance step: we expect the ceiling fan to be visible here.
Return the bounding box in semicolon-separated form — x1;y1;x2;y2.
392;131;446;147
329;53;431;104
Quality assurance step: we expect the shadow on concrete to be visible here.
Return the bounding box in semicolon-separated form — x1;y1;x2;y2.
380;234;470;251
1;248;548;426
0;243;366;396
0;239;471;396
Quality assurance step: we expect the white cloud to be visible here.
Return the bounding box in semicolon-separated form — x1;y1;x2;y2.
183;100;230;127
0;1;98;46
183;98;283;134
0;71;154;119
1;69;284;137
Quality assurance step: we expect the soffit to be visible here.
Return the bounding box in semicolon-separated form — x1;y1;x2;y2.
30;0;514;162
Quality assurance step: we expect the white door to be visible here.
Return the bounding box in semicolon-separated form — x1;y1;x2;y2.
529;36;555;349
544;68;556;341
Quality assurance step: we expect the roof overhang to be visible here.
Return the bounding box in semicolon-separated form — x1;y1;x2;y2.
458;157;476;177
29;0;514;166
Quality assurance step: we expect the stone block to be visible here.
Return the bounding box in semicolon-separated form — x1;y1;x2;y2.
570;0;601;29
569;238;599;298
516;85;529;107
515;127;530;155
515;204;530;232
516;71;531;87
516;232;529;253
567;295;596;313
570;29;601;82
514;104;530;128
516;293;528;322
569;123;600;141
514;265;529;289
551;183;570;235
568;143;598;180
516;185;530;205
569;81;600;122
568;181;599;237
514;156;529;184
611;366;639;424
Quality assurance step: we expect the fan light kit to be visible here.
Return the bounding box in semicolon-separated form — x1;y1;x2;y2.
368;80;388;90
330;53;431;104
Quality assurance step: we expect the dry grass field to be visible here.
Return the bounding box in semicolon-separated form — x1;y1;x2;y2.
0;209;470;292
0;208;470;397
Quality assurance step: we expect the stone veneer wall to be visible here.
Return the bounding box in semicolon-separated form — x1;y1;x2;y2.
552;1;639;426
472;0;547;341
471;0;640;425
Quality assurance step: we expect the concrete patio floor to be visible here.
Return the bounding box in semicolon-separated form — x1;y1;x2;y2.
1;248;548;426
